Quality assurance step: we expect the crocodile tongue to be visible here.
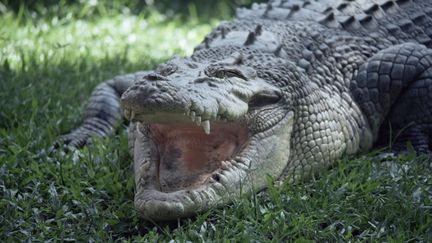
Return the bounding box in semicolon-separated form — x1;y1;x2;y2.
149;123;248;192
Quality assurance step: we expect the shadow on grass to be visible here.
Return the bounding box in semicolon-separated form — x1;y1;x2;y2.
0;55;163;240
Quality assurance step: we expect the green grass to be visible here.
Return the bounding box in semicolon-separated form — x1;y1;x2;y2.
1;2;432;241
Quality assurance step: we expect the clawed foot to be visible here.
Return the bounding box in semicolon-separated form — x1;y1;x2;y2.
51;129;97;152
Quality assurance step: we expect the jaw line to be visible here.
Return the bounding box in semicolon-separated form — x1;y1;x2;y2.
132;111;294;221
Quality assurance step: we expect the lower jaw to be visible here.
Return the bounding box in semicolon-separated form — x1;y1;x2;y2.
135;154;258;219
132;123;252;220
134;179;224;220
134;155;254;220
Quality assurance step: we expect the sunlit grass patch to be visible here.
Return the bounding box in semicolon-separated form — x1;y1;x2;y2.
0;10;214;71
0;6;214;149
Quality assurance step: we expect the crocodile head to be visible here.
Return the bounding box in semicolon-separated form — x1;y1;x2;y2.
121;53;294;220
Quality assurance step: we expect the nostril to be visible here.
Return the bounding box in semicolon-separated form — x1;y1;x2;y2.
120;91;133;107
194;77;207;83
143;73;169;81
212;174;221;182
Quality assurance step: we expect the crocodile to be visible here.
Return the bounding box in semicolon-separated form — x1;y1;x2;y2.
57;0;432;220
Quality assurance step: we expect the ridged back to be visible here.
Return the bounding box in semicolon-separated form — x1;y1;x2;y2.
236;0;432;47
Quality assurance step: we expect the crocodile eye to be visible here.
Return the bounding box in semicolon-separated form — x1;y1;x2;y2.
156;63;178;76
143;73;168;81
210;68;248;80
248;90;281;108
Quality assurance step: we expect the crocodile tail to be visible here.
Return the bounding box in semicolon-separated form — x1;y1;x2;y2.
54;72;146;148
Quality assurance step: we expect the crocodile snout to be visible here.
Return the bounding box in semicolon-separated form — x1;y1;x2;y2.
121;80;190;120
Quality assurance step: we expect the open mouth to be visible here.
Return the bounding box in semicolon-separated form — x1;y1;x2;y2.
127;108;293;220
137;117;250;193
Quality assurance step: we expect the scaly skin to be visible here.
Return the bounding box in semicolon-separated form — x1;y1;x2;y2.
57;0;432;220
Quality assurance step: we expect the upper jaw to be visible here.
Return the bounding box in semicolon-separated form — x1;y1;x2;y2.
120;65;282;126
123;110;243;135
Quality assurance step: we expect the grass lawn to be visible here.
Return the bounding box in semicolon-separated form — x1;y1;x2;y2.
1;1;431;241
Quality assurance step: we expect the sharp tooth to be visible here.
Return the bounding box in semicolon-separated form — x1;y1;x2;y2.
202;120;210;134
190;111;196;122
131;111;136;120
124;109;131;120
237;157;251;168
137;122;143;132
196;116;201;126
221;160;231;169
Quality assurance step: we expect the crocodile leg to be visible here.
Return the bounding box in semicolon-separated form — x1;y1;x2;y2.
384;70;432;153
56;71;150;148
350;43;432;153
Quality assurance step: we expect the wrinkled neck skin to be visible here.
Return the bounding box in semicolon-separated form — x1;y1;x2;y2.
121;20;370;220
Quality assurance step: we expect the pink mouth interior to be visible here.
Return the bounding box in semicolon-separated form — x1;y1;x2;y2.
149;123;249;192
